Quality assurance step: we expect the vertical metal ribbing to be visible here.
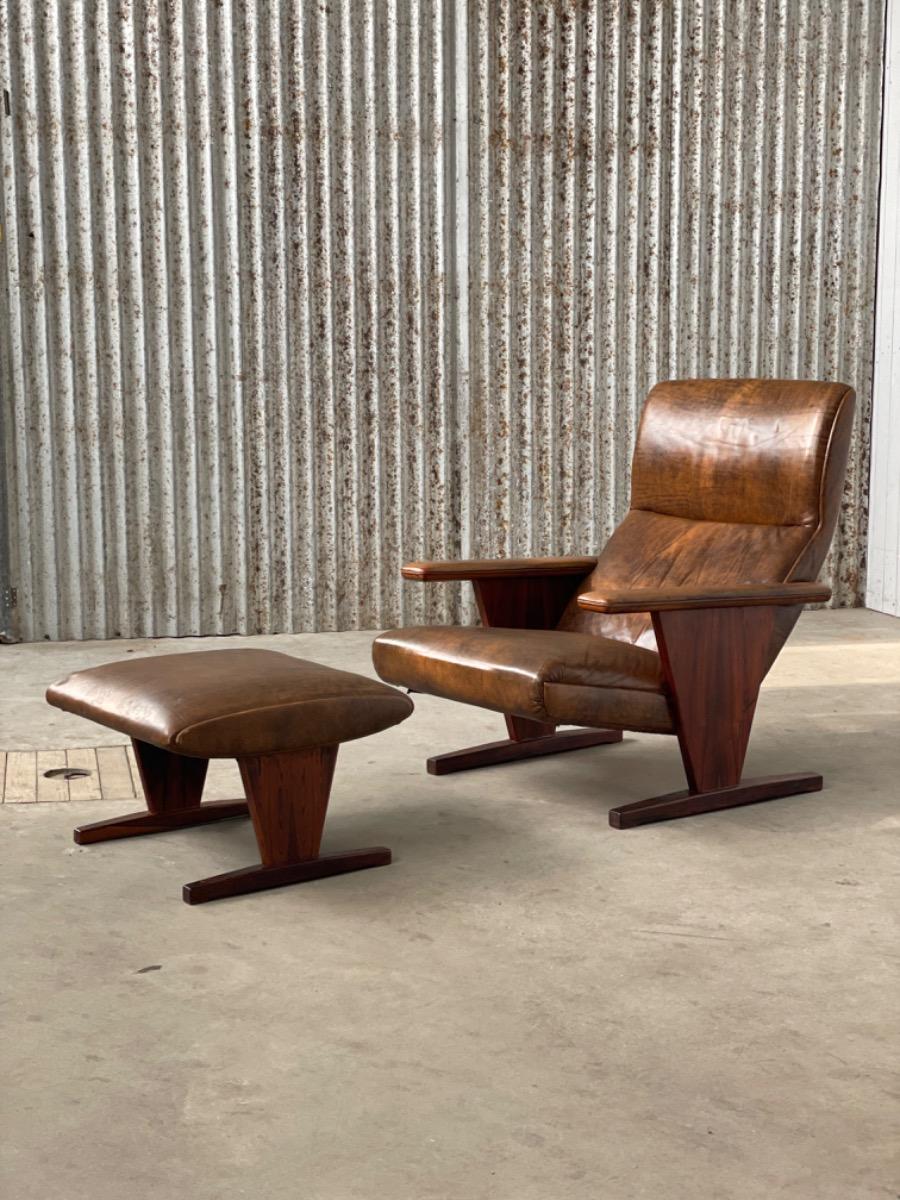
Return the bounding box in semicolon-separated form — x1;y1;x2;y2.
331;0;360;630
451;0;472;623
161;0;200;635
533;0;555;552
236;1;270;634
637;1;664;422
511;0;533;555
63;3;104;639
699;0;724;375
399;0;426;624
573;0;598;551
422;0;451;623
596;1;621;538
377;0;403;626
0;1;31;633
208;0;247;634
555;0;577;552
491;0;512;556
38;3;82;639
665;0;685;381
14;0;62;638
763;0;789;377
0;0;885;639
185;0;223;634
138;1;177;635
307;0;337;630
284;0;315;632
91;2;129;637
355;0;383;630
259;0;292;632
617;3;641;509
468;0;491;563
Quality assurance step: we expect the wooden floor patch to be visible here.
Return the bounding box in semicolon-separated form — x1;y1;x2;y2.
0;747;138;804
1;748;243;805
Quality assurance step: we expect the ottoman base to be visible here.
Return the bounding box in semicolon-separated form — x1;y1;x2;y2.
72;738;392;904
74;799;249;844
183;847;392;904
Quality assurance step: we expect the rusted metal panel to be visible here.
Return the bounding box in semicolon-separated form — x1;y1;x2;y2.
467;0;883;608
0;0;884;640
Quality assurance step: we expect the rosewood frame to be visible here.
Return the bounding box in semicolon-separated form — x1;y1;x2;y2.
404;563;828;827
73;739;390;903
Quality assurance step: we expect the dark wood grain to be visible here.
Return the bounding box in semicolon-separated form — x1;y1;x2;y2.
505;714;557;742
72;739;243;844
609;773;823;828
576;580;832;614
428;727;622;775
73;799;249;844
401;556;598;581
238;745;337;865
653;605;777;793
177;745;391;903
183;847;392;904
132;738;209;812
472;576;582;632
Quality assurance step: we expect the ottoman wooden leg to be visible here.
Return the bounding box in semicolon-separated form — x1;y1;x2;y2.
182;745;391;904
73;739;249;845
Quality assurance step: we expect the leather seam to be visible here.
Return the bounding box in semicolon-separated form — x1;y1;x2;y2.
173;692;410;748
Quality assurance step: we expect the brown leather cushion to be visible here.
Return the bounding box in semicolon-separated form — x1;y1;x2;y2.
373;626;671;730
558;509;813;648
631;378;852;527
46;650;414;758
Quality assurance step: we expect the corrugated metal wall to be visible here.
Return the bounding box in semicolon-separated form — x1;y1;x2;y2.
0;0;885;641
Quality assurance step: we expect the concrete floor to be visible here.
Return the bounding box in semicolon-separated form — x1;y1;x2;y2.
1;609;899;1199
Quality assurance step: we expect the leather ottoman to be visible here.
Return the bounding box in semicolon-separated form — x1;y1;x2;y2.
46;649;413;904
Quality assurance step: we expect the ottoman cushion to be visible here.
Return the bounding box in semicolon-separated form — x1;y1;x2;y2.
46;649;413;758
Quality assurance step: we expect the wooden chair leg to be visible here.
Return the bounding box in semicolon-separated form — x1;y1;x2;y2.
182;745;390;904
609;604;820;828
73;739;248;844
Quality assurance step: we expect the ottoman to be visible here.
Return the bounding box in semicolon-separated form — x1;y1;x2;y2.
46;649;413;904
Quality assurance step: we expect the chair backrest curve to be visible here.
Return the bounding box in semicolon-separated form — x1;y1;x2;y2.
557;378;855;649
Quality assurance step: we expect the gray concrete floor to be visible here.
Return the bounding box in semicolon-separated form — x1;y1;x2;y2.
2;609;899;1199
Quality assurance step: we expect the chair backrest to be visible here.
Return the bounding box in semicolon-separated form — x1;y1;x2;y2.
558;378;855;648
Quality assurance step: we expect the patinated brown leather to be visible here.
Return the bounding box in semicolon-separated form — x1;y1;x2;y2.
374;378;854;730
372;626;670;730
47;649;413;758
560;379;855;646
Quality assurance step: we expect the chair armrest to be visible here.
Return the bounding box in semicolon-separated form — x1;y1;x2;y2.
401;556;598;582
576;581;831;614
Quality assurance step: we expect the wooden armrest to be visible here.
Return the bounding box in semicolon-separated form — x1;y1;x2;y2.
401;556;598;582
576;581;831;614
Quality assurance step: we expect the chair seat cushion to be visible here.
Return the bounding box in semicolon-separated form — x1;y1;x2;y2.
373;626;674;733
46;649;414;758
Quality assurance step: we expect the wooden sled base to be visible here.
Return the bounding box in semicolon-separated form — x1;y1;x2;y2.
608;772;823;829
74;799;249;844
427;727;623;775
183;846;392;904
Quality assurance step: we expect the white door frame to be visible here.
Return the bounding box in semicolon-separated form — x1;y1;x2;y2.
868;0;900;616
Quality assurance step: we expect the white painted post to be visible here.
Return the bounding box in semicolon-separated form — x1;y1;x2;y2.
868;0;900;616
